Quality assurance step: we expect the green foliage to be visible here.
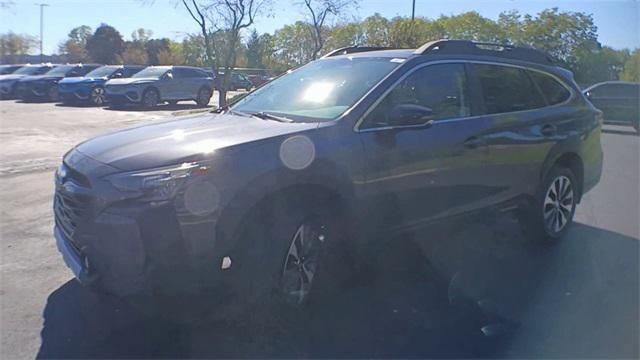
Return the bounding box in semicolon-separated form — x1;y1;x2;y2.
0;32;37;63
620;49;640;82
58;26;92;63
85;24;125;64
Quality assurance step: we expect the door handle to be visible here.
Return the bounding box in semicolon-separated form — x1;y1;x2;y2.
541;124;557;136
463;136;483;149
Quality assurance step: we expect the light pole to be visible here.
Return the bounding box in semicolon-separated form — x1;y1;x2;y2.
411;0;415;20
35;3;49;62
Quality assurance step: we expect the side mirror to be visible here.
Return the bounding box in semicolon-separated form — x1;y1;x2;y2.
68;71;80;77
111;72;123;79
584;91;592;99
164;72;173;80
387;103;435;127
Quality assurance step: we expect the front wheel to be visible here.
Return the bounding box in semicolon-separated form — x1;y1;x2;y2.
236;196;351;307
141;88;159;108
519;166;577;243
90;86;107;106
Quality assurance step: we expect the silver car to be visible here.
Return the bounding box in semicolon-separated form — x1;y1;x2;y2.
105;65;214;108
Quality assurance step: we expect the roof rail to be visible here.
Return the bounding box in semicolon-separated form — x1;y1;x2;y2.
322;46;395;58
414;39;555;66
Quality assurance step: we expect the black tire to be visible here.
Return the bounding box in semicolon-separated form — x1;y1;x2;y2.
47;86;59;102
195;87;211;107
235;194;352;308
89;86;107;106
141;88;159;108
519;165;578;243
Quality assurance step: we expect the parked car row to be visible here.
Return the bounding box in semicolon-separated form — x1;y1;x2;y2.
0;63;216;108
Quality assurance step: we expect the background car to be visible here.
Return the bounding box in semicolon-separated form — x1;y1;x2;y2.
246;74;270;88
105;65;213;108
584;81;640;133
0;64;56;99
229;72;253;91
58;65;145;106
17;64;101;102
0;64;24;75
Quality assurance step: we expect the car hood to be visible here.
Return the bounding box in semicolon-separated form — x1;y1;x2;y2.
107;77;157;85
60;76;105;84
74;112;319;171
19;75;62;83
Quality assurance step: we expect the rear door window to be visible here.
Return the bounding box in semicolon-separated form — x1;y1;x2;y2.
529;71;571;105
474;64;546;114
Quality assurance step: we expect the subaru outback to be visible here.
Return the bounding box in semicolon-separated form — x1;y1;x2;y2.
104;65;213;108
54;40;603;310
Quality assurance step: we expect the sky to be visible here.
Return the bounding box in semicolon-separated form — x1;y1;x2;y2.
1;0;638;55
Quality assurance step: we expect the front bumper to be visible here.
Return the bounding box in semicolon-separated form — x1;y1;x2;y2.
53;150;222;296
105;86;141;103
59;86;90;102
17;82;51;99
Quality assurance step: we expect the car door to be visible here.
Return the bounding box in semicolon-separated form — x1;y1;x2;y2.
159;69;180;100
466;63;562;205
358;62;496;231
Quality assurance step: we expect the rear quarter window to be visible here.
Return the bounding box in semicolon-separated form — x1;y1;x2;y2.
529;71;571;105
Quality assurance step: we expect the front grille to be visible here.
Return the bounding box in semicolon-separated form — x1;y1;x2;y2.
54;165;92;247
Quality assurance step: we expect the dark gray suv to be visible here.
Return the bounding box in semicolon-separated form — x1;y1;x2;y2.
105;65;214;108
54;40;603;309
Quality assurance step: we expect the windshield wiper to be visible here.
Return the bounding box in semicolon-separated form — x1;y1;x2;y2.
250;111;293;123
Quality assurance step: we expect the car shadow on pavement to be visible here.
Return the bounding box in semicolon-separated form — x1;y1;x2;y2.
37;215;639;359
602;128;639;136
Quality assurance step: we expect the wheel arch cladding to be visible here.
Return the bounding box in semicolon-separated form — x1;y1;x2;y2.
213;161;355;260
550;152;584;201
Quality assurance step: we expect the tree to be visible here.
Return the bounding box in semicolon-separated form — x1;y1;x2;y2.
121;42;148;64
181;34;207;66
299;0;357;59
85;24;125;64
246;29;263;68
620;49;640;82
361;13;390;46
156;41;185;65
272;21;315;67
145;38;171;65
179;0;271;107
0;32;37;63
58;25;92;62
132;28;153;43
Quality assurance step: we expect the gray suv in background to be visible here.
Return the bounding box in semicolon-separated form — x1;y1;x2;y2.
105;66;214;108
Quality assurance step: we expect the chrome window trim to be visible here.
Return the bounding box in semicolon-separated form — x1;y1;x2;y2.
354;59;576;133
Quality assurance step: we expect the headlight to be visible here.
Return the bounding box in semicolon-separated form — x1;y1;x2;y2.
105;162;207;202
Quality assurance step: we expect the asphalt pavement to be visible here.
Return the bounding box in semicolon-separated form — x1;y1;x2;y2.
0;99;638;359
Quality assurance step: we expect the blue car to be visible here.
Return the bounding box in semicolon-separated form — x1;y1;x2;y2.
17;64;101;102
58;65;145;106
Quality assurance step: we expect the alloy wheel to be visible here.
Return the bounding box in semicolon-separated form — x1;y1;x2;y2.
543;175;574;233
91;87;106;105
143;90;159;107
281;219;327;304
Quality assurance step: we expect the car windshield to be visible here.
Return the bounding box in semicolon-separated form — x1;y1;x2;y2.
85;66;119;78
132;67;169;78
45;65;74;76
13;66;48;75
232;57;402;122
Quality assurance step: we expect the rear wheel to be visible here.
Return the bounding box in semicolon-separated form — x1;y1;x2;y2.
519;166;577;243
89;87;106;106
141;88;159;108
195;87;211;107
